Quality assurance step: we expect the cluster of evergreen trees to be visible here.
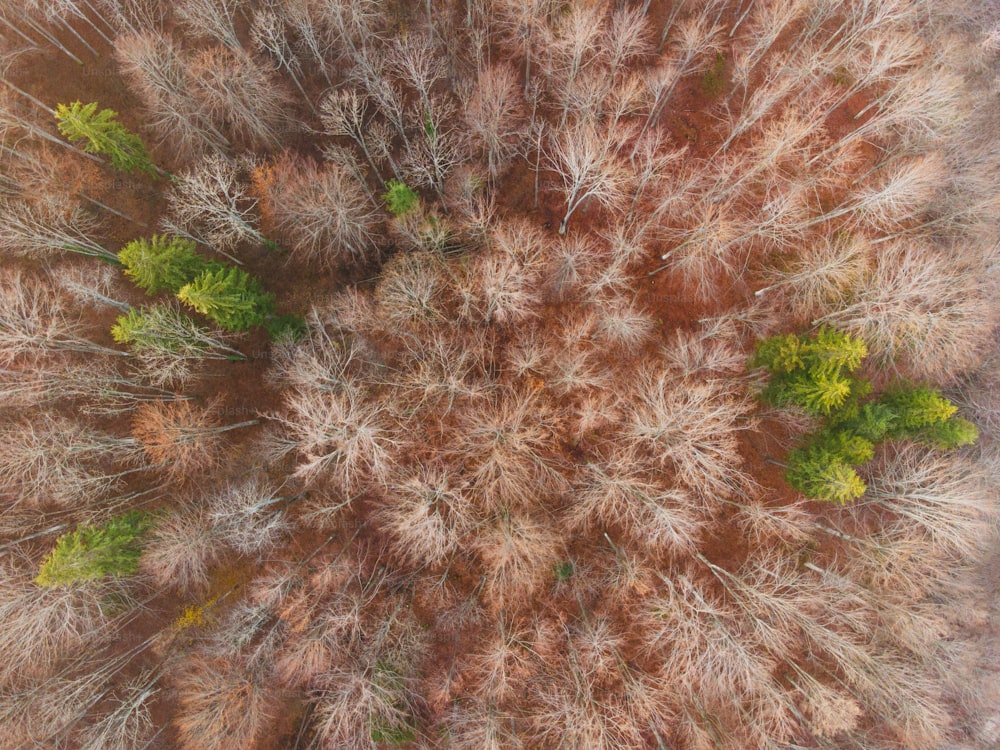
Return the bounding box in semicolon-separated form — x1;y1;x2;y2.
115;234;276;334
56;101;290;337
753;328;977;503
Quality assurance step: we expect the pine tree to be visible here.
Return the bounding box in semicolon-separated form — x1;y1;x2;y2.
54;101;156;175
917;415;979;449
813;430;876;466
785;429;873;503
787;372;854;415
35;511;150;588
111;304;245;360
177;267;274;331
808;326;867;376
787;454;867;505
882;385;957;433
751;332;803;374
831;401;896;443
118;235;219;294
882;385;978;448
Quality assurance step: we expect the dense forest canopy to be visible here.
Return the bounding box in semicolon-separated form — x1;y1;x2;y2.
0;0;999;748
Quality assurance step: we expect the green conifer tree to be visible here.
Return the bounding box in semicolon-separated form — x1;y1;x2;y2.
751;332;803;374
754;326;869;416
35;511;150;588
917;415;979;449
882;386;957;433
177;267;275;332
111;304;245;361
813;429;875;466
808;326;867;375
55;101;156;175
830;401;896;443
118;235;218;294
787;372;854;415
882;385;979;448
382;179;420;217
787;454;867;505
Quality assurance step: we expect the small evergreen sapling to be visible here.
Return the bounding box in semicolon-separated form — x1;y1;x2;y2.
382;179;420;216
35;511;150;588
55;101;156;175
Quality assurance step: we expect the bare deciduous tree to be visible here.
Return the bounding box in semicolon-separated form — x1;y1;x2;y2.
273;0;334;85
637;13;723;145
308;578;426;750
321;87;392;181
75;669;159;750
175;0;238;48
655;197;748;300
174;656;275;750
0;269;126;364
267;309;376;396
865;447;995;560
96;0;164;35
276;386;398;491
448;387;562;509
208;476;292;556
0;197;116;262
0;358;180;415
815;240;996;380
809;152;948;230
256;155;379;268
115;31;229;159
0;413;142;507
251;9;313;111
54;264;130;312
457;225;543;325
140;505;221;592
474;507;562;604
624;367;755;501
395;327;493;418
754;233;872;320
374;463;474;567
569;451;703;554
537;1;607;126
0;562;113;689
730;0;811;89
114;302;246;386
400;95;468;199
547;120;627;235
493;0;558;95
445;700;524;750
166;154;267;252
373;250;451;331
189;46;293;149
461;63;526;183
132;400;257;484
